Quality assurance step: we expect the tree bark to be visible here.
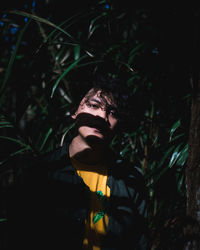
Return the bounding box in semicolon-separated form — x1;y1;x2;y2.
185;77;200;249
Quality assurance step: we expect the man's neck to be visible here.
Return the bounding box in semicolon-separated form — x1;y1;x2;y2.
69;135;107;165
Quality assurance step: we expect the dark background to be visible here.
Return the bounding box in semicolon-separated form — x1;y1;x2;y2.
1;1;200;249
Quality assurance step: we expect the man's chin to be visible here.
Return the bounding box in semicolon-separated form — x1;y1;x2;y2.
85;134;107;148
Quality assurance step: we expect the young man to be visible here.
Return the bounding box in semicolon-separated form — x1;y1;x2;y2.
4;74;149;249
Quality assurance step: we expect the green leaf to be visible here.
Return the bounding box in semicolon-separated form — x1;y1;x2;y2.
177;173;185;194
39;127;53;152
169;144;183;168
60;123;75;146
51;55;88;98
0;136;31;148
0;125;13;129
88;12;107;38
157;145;176;168
120;143;130;157
176;143;188;166
0;19;31;96
128;43;144;64
0;218;7;223
169;120;181;141
46;10;88;43
74;45;80;60
9;10;73;40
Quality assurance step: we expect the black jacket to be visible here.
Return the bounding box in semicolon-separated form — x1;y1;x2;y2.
3;142;149;250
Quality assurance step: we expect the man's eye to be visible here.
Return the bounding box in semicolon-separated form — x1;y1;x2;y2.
109;110;117;117
87;102;99;109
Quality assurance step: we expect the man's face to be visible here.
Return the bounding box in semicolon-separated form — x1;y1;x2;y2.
72;89;119;145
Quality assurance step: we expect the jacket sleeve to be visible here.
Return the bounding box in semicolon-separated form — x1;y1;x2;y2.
128;166;150;250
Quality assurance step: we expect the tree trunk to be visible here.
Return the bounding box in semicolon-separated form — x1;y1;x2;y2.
185;77;200;249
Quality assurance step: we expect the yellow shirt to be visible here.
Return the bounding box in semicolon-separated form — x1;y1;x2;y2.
70;157;110;250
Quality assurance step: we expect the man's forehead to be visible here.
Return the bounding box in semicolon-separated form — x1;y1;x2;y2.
85;88;116;106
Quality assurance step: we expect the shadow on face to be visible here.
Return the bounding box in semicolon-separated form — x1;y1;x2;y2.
74;112;116;145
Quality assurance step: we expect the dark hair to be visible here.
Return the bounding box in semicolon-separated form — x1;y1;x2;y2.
70;71;129;118
67;63;141;133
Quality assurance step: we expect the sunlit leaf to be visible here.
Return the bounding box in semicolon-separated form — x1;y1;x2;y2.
39;128;53;152
51;55;88;98
169;119;181;141
74;45;80;60
176;143;188;166
169;144;183;168
88;13;106;38
9;10;73;40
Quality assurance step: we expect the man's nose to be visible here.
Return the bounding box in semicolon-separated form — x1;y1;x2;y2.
97;109;109;122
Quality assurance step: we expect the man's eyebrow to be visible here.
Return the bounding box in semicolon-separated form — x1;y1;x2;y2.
90;98;117;109
90;98;101;103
